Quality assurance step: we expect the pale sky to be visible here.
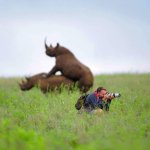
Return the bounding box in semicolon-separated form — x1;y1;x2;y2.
0;0;150;77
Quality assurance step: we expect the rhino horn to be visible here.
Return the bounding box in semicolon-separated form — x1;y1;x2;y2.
21;80;26;84
25;76;30;81
44;37;49;50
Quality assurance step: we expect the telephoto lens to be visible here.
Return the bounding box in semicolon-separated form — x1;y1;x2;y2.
113;93;121;98
107;93;121;98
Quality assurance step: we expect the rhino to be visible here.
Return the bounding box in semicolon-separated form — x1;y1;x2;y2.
19;73;75;93
45;41;94;93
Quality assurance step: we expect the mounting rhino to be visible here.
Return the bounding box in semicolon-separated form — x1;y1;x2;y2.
45;40;94;93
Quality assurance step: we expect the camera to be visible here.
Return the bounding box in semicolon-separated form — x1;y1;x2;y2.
107;92;121;98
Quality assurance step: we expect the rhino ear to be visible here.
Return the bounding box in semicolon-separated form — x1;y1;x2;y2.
56;43;59;48
50;44;53;48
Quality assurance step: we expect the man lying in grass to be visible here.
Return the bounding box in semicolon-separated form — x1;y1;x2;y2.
75;87;120;114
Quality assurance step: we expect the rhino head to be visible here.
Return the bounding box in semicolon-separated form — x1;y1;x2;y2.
19;77;34;91
19;73;47;91
45;38;73;57
45;39;60;57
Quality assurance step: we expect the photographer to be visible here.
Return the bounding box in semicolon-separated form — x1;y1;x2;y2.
83;87;116;114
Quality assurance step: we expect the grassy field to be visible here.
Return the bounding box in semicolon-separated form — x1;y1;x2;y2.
0;74;150;150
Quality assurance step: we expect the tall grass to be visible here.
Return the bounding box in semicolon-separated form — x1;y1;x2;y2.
0;74;150;150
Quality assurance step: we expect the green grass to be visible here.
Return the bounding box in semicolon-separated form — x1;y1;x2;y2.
0;74;150;150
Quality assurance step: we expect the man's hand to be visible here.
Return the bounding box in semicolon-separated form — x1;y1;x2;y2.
103;94;114;101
